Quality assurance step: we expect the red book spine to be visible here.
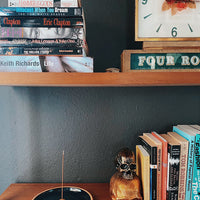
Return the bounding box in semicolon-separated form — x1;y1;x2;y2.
152;132;168;200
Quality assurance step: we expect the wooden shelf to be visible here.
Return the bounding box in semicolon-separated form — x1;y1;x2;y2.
0;183;111;200
0;71;200;86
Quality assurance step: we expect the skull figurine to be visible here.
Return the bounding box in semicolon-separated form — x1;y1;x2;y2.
110;148;142;200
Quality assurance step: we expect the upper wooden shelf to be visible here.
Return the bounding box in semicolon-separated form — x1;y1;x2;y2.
0;71;200;87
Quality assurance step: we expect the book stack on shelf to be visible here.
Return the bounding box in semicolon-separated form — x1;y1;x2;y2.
0;0;93;72
136;125;200;200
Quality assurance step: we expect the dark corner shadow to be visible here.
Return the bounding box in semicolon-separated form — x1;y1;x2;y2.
127;0;143;50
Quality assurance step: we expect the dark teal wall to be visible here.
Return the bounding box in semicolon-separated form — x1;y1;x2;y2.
1;86;200;194
0;0;200;195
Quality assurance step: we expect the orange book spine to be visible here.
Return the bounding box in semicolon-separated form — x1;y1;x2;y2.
152;132;168;200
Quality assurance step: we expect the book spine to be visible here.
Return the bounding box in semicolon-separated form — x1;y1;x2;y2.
157;145;162;200
0;46;83;55
0;27;83;39
144;154;150;200
191;134;200;200
8;0;54;7
0;17;83;27
167;144;180;200
61;0;79;7
137;137;157;200
0;55;93;72
178;141;188;200
173;126;195;200
8;0;78;7
0;7;82;17
151;132;168;200
163;143;168;200
0;38;83;47
0;55;42;72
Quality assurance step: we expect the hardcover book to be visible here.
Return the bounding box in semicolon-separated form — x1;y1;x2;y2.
160;134;180;200
143;133;162;200
136;145;150;200
137;135;157;200
152;131;168;200
0;55;93;72
177;125;200;200
173;126;195;200
167;132;189;200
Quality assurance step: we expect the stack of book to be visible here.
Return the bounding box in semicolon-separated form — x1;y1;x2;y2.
136;125;200;200
0;0;93;72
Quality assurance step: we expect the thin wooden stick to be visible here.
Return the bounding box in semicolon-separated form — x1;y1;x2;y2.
60;150;65;200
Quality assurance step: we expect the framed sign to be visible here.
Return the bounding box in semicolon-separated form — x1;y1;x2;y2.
135;0;200;41
121;49;200;72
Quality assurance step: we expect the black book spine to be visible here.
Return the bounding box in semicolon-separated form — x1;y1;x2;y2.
0;17;83;27
166;144;180;200
0;38;83;47
0;7;82;17
137;137;157;200
0;46;83;55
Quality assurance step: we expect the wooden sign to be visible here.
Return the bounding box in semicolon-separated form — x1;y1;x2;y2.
121;49;200;72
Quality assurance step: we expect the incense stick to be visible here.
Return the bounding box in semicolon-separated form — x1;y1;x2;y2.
60;150;65;200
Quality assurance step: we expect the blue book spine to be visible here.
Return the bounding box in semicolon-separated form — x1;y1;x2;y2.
0;7;82;17
191;134;200;200
173;126;195;200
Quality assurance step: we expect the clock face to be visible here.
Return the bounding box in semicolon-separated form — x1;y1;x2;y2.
136;0;200;41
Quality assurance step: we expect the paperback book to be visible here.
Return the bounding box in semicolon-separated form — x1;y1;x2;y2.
0;38;84;47
8;0;80;7
0;27;84;39
0;7;82;17
167;132;189;200
0;55;93;72
160;134;180;200
143;133;162;200
136;145;150;200
0;46;83;55
0;17;83;27
137;135;157;200
173;126;195;200
152;131;168;200
177;125;200;200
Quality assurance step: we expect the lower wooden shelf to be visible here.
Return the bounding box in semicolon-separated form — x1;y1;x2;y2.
0;71;200;87
0;183;111;200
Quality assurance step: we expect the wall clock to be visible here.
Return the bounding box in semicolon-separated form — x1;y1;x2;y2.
135;0;200;41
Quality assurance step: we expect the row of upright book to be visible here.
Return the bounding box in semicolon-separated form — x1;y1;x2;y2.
136;124;200;200
0;0;93;72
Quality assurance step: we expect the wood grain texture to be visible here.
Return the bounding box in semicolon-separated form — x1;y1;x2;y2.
0;72;200;86
0;183;111;200
143;41;200;49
